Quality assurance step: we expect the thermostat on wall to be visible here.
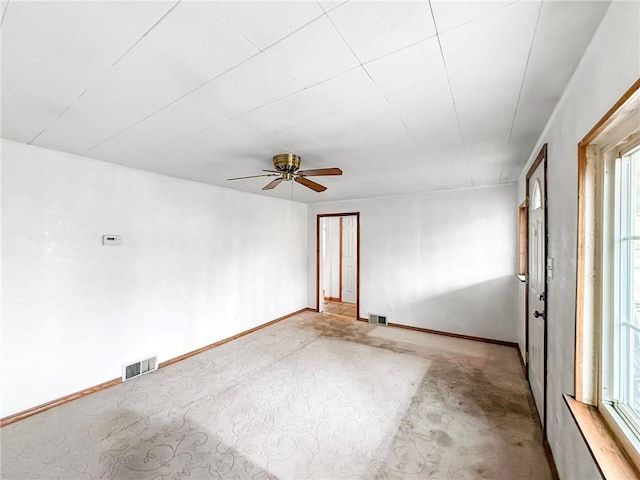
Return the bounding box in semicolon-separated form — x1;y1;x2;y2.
102;235;123;246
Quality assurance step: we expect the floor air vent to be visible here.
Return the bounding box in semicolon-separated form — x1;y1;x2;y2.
123;356;157;381
369;314;387;326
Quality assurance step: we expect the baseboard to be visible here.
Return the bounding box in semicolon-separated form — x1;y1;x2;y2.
0;377;122;428
543;435;560;480
323;296;341;302
0;307;312;428
159;308;311;368
517;344;527;376
357;317;368;323
387;322;519;349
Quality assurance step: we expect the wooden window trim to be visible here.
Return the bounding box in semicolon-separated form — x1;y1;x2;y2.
518;201;528;277
565;395;640;479
574;78;640;478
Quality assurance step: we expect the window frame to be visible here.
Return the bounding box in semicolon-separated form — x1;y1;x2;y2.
575;79;640;477
518;201;527;278
598;141;640;468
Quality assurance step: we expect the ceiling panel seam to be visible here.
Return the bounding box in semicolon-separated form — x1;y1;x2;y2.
502;0;543;183
82;50;273;156
0;0;10;27
124;85;312;165
437;0;521;36
259;8;327;52
323;8;363;65
360;64;432;161
201;0;325;55
315;0;346;16
360;35;437;68
506;1;542;146
322;0;440;162
27;0;182;146
257;7;355;89
322;6;432;162
299;65;361;91
427;0;472;186
317;1;404;145
199;0;261;52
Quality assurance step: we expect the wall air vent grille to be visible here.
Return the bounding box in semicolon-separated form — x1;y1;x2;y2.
369;314;387;326
123;356;157;381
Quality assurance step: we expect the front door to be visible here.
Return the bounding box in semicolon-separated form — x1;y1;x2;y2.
341;216;357;303
528;156;547;425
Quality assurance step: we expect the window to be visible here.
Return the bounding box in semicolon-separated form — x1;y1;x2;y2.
531;179;542;211
575;80;640;477
600;143;640;458
606;146;640;435
518;201;527;278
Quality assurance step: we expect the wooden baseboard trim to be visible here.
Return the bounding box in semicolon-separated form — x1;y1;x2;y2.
160;308;311;369
357;317;368;323
517;344;527;376
387;322;519;349
323;296;341;302
0;307;311;428
0;377;121;428
543;434;561;480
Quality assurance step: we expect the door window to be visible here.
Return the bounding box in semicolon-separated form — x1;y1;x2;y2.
531;179;542;211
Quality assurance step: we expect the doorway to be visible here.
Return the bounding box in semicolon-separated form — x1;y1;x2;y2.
526;145;548;430
316;213;360;319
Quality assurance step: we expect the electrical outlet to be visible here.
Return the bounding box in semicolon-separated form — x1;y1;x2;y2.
387;303;394;311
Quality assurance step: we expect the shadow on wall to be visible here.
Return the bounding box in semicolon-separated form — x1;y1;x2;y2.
412;275;517;341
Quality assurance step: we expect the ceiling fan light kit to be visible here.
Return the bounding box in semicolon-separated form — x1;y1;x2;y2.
227;153;343;193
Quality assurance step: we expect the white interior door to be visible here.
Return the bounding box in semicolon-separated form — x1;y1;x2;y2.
528;161;546;424
341;216;357;303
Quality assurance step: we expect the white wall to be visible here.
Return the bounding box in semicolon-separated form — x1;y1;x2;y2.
308;184;519;343
0;140;308;418
516;2;640;478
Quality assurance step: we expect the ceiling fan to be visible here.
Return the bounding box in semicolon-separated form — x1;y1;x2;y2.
227;153;342;192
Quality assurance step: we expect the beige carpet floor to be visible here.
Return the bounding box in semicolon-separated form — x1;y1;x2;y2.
0;311;551;479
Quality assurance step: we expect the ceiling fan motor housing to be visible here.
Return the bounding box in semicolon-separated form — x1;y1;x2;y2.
273;153;301;173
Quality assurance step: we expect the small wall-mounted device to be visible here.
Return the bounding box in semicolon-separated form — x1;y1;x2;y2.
102;235;123;246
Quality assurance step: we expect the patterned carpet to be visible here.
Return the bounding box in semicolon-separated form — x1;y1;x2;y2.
0;311;551;479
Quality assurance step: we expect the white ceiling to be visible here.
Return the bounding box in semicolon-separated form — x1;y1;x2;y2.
1;0;610;203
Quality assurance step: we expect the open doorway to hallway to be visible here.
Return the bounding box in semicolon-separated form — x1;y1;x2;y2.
317;213;359;319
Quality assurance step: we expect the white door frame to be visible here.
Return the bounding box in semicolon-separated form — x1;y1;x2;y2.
525;144;548;431
316;212;360;318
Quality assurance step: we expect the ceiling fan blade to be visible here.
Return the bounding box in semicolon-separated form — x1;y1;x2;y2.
262;178;284;190
297;167;342;176
262;169;280;173
227;173;278;181
295;176;327;192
